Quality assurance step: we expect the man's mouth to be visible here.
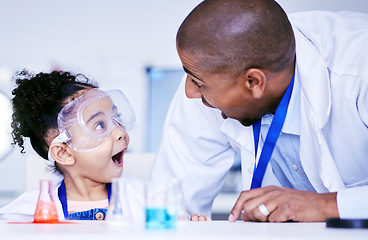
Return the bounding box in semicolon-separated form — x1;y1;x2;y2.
201;98;215;109
112;150;125;166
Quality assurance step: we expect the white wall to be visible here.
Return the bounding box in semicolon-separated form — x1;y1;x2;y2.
0;0;203;153
277;0;368;13
0;0;367;205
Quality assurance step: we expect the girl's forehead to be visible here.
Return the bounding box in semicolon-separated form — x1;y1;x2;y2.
63;88;93;107
82;97;114;115
65;89;105;110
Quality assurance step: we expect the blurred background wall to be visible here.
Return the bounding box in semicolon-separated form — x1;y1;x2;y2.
0;0;367;206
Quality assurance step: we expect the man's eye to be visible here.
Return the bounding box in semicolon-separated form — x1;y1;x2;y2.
192;79;202;88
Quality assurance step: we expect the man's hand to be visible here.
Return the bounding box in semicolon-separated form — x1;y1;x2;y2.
228;186;339;222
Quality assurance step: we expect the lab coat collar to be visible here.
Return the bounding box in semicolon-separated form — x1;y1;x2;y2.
281;67;301;136
220;118;254;153
260;70;301;136
293;28;331;130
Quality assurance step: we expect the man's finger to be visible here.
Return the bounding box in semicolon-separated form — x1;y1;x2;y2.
228;188;263;222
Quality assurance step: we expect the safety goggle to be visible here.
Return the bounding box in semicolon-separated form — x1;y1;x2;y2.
52;88;135;152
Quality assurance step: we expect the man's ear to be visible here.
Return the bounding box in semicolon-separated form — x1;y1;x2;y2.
49;143;75;166
243;68;266;99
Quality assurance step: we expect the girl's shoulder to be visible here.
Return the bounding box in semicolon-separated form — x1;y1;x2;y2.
0;189;40;221
0;174;64;222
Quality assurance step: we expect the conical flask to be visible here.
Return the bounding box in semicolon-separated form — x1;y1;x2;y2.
170;179;189;223
34;179;59;223
106;177;132;224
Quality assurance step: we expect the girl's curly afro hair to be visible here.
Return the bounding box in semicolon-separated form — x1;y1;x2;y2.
11;69;98;160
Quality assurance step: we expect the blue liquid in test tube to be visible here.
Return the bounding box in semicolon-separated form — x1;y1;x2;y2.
145;207;177;229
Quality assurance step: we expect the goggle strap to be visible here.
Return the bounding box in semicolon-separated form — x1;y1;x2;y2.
47;131;71;164
53;131;70;144
47;151;55;164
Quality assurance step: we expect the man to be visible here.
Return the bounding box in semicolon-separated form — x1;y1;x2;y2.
151;0;368;222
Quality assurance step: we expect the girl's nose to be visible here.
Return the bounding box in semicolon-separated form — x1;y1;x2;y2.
111;123;129;142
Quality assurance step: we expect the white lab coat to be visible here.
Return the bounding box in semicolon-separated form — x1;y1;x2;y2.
0;174;146;222
151;11;368;218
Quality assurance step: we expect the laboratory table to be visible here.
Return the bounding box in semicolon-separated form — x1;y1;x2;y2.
1;220;367;240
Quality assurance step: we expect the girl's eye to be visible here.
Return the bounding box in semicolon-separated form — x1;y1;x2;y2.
95;121;106;131
192;79;202;88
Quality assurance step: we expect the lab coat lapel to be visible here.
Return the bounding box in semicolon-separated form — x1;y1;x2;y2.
220;119;281;189
294;28;345;192
220;119;255;189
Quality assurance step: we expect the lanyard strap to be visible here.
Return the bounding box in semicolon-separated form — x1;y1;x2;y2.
58;180;112;219
251;74;295;189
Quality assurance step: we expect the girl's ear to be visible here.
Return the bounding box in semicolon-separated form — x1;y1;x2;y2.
49;143;75;166
243;68;267;99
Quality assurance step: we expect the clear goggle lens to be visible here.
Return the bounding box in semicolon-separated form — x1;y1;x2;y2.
56;88;135;152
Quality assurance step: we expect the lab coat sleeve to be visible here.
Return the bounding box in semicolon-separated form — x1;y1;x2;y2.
0;190;39;222
150;76;237;216
0;174;65;222
337;186;368;218
338;80;368;218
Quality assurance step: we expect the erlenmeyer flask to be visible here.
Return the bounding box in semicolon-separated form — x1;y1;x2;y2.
34;179;59;223
106;177;131;224
171;180;189;223
167;179;189;227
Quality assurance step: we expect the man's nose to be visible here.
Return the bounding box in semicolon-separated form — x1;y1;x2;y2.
185;77;202;99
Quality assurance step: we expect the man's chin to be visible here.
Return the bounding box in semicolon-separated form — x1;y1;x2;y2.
239;119;258;127
240;121;253;127
220;112;258;127
221;114;253;126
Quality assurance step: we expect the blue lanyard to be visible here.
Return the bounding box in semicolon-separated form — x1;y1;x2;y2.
58;180;112;219
251;74;295;189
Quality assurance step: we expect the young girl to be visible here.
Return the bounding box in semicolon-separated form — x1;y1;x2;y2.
0;69;210;222
0;69;145;221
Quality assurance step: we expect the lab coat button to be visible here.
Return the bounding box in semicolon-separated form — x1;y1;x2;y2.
292;164;298;171
248;167;253;174
95;211;105;220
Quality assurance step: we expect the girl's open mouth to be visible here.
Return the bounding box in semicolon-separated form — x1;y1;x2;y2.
112;150;125;166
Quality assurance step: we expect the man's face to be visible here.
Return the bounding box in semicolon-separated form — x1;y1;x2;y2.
179;49;265;126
